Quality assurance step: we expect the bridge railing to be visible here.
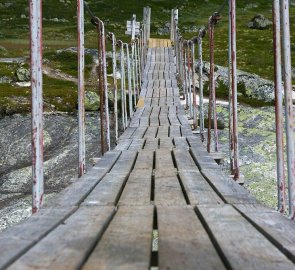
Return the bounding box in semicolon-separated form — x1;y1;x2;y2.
170;0;295;219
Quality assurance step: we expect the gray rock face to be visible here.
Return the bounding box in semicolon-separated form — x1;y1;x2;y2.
247;14;272;30
0;113;118;231
0;76;12;84
199;62;275;103
15;67;30;82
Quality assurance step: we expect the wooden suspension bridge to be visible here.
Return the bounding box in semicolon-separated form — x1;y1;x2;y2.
1;1;295;269
1;39;295;270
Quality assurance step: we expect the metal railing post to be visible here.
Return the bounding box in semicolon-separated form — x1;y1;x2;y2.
77;0;85;177
281;0;295;219
125;43;133;120
108;32;118;142
230;0;240;180
30;0;44;213
272;0;286;213
187;41;193;118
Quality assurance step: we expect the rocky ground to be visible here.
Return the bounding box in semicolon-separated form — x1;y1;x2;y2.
0;112;118;231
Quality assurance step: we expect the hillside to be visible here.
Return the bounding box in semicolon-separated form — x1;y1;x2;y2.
0;0;295;114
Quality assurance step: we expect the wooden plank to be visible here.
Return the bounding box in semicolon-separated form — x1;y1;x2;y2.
8;206;115;270
144;126;158;138
168;115;181;126
119;127;137;140
157;206;226;270
109;150;138;174
115;139;133;150
83;206;154;270
144;138;159;150
197;204;295;270
235;204;295;261
181;124;192;136
119;170;152;206
46;151;121;207
159;114;169;126
159;137;174;149
179;170;224;205
134;150;154;170
128;139;145;150
174;137;189;149
82;173;127;206
156;125;168;138
173;148;197;171
155;149;174;169
0;207;76;269
154;170;186;206
169;125;181;137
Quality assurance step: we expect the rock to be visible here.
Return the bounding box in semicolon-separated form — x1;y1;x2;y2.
156;22;170;35
0;76;12;84
85;91;100;111
15;67;30;82
247;14;272;30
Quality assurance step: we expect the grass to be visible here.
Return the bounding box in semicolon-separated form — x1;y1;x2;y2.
1;0;295;113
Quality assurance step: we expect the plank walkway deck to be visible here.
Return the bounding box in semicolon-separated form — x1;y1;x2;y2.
1;42;295;270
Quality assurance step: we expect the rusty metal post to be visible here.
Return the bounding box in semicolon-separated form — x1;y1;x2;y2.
125;43;133;119
230;0;240;180
191;38;197;129
228;0;234;173
100;21;110;151
281;0;295;218
30;0;44;213
77;0;85;177
96;22;105;155
272;0;286;213
208;13;220;153
198;28;206;142
187;41;193;118
117;40;126;130
108;32;118;142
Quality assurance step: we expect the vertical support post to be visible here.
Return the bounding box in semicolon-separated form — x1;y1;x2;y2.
187;41;193;118
125;43;133;120
134;40;140;100
207;20;213;153
281;0;295;218
30;0;44;213
198;28;206;142
170;9;174;41
109;33;118;142
183;41;188;107
208;14;219;153
230;0;240;180
77;0;85;177
272;0;286;213
191;38;197;129
100;21;110;151
131;15;137;108
96;22;105;155
228;0;234;173
146;7;151;42
118;41;126;130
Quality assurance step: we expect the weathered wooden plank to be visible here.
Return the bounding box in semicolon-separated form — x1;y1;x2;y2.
47;151;122;207
149;115;160;126
174;137;189;149
133;150;154;170
181;124;192;136
157;206;226;270
83;206;154;270
173;148;197;171
158;96;167;106
159;115;170;126
82;173;127;206
140;117;150;127
178;170;224;205
154;170;186;206
159;137;174;149
128;139;145;150
156;125;169;138
197;205;295;270
168;115;181;126
169;126;181;137
115;139;133;150
144;126;158;138
8;206;115;270
235;204;295;261
0;207;76;269
119;127;137;140
110;150;138;174
144;138;159;150
119;170;152;206
155;149;174;169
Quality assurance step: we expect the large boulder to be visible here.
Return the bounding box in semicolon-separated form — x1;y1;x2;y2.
247;14;272;30
15;67;30;82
